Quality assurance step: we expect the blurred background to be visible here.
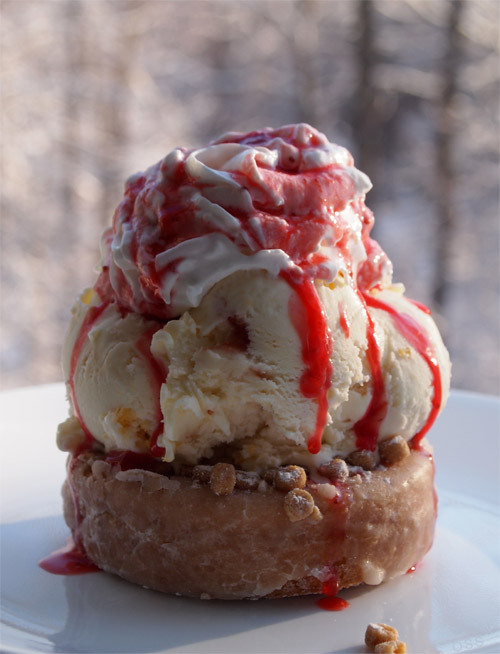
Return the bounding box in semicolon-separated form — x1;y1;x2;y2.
1;0;499;394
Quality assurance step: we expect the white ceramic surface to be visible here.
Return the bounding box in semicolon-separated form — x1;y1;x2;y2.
1;384;499;654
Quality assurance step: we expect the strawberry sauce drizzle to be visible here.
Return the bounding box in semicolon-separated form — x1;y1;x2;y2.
363;294;442;447
316;574;350;611
39;453;100;576
352;292;388;451
322;575;339;596
38;538;99;575
338;301;350;338
281;271;332;454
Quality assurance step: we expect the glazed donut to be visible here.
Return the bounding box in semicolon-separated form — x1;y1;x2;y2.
62;443;436;599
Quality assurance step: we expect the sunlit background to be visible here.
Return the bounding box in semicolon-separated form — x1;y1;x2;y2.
1;0;499;393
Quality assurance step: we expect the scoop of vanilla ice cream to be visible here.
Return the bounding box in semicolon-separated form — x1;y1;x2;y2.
60;288;161;453
59;270;450;471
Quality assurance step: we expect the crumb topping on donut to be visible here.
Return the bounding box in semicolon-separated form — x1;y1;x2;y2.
283;488;318;522
346;449;376;470
318;458;349;481
379;436;410;466
89;442;422;492
265;465;307;491
209;462;236;496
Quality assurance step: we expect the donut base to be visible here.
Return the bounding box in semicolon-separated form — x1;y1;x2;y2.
62;448;436;599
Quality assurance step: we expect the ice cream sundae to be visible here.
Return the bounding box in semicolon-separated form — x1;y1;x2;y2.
54;123;451;599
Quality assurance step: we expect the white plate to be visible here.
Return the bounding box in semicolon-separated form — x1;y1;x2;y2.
1;384;499;654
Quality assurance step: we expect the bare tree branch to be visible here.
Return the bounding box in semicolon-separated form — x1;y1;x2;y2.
432;0;463;308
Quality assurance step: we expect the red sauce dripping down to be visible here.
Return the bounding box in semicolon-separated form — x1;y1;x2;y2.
38;538;99;575
40;454;101;576
281;271;332;454
322;576;339;596
338;301;350;338
313;487;352;611
352;292;387;451
363;294;442;447
316;574;350;611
